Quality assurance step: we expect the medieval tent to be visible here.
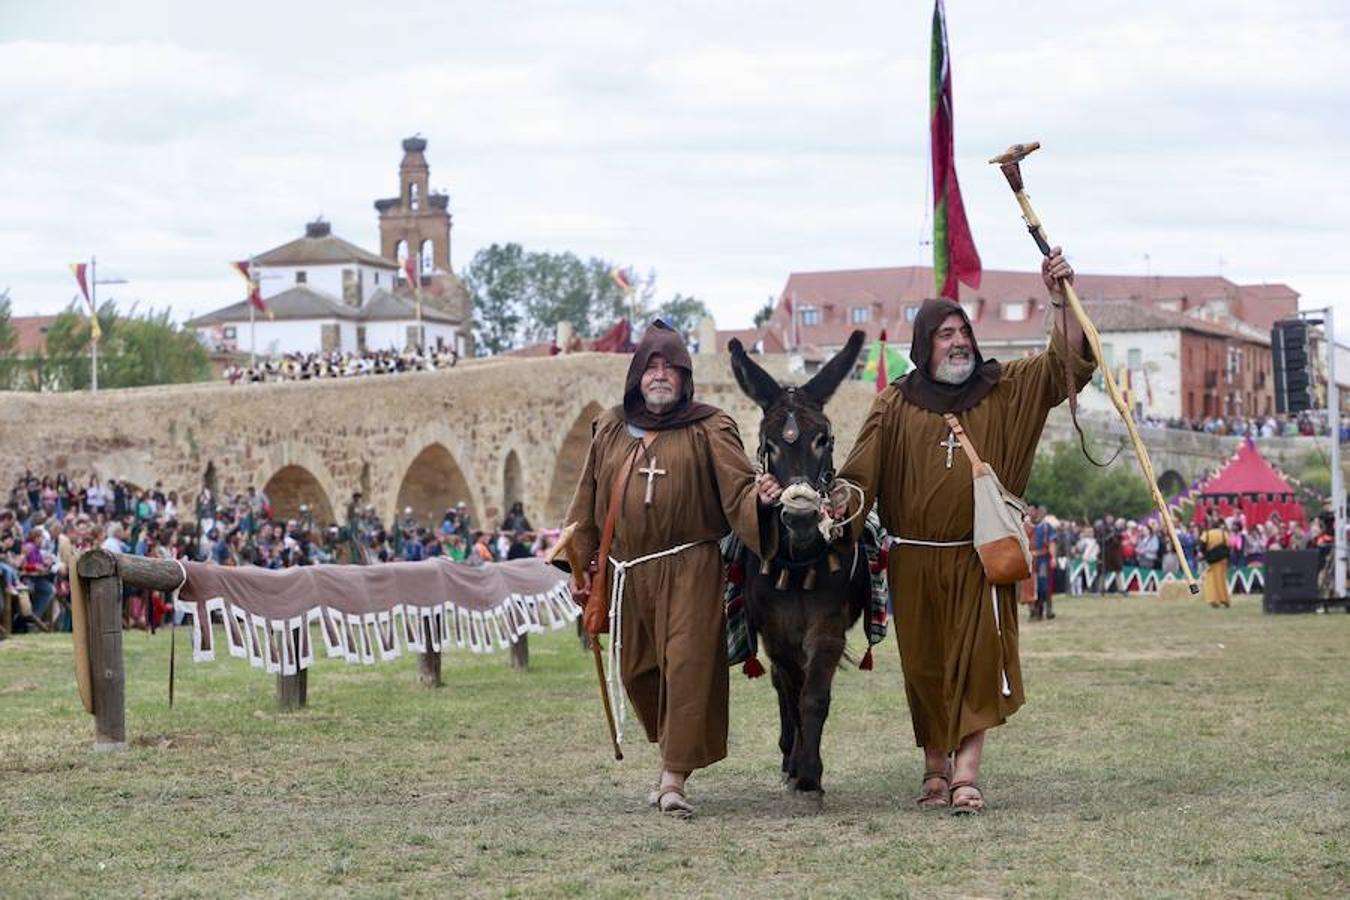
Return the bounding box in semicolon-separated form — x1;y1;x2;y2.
1193;437;1306;525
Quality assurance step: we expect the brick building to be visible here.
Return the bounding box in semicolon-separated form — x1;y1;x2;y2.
722;265;1299;421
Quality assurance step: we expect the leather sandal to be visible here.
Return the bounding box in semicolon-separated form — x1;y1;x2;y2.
655;784;694;819
916;769;950;809
949;780;985;815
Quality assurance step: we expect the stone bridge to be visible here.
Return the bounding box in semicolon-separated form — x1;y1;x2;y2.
1;353;1332;530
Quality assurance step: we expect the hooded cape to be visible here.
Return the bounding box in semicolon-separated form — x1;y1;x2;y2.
622;320;718;430
897;297;1001;413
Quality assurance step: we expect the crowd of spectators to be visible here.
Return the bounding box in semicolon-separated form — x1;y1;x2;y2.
1031;506;1337;595
224;348;459;384
2;468;554;640
1134;411;1349;440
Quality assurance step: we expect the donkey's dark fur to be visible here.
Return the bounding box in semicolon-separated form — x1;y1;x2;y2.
728;331;869;796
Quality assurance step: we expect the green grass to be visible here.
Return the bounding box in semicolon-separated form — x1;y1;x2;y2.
1;594;1346;898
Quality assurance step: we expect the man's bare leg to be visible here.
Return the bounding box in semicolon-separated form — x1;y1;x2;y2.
950;730;986;812
917;745;950;806
652;768;693;817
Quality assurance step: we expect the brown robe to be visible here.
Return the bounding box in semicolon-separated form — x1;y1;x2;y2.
838;327;1094;752
566;407;762;770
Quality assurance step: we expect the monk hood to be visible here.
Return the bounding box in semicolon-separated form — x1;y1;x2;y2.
898;297;1002;413
622;320;718;430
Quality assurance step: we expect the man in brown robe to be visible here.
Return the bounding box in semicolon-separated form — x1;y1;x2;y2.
835;249;1094;813
565;321;776;817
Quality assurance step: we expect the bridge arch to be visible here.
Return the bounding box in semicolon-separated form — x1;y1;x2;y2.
1157;469;1187;499
395;443;477;531
263;465;336;526
251;443;340;528
544;400;606;528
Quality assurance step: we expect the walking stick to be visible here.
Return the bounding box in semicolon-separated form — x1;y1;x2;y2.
590;638;623;760
547;524;624;759
990;142;1201;595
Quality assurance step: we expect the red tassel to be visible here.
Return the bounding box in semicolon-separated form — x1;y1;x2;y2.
742;655;766;679
859;647;874;671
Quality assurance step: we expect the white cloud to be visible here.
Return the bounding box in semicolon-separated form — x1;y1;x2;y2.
0;0;1347;338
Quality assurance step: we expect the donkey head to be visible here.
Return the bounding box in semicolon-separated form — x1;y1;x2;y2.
729;331;866;550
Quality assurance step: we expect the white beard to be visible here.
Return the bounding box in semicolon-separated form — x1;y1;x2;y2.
642;385;678;411
933;354;975;385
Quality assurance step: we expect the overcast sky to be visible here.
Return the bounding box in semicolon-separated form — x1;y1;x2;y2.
2;0;1347;335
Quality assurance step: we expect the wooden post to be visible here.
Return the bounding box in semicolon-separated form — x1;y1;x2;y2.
418;618;442;688
510;634;529;671
276;669;308;710
77;550;125;751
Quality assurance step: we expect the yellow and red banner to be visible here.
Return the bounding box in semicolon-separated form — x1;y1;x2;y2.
231;260;270;318
68;262;101;341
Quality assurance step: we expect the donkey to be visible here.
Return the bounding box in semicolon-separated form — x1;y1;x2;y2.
728;331;870;797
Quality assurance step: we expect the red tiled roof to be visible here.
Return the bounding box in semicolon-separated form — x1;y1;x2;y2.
715;327;786;353
11;315;57;356
771;265;1296;351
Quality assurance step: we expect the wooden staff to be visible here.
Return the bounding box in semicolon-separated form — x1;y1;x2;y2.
990;141;1200;595
547;524;623;759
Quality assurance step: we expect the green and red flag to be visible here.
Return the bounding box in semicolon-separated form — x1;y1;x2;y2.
863;329;910;390
929;0;981;299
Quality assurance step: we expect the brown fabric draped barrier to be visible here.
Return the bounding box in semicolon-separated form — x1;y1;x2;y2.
173;557;576;674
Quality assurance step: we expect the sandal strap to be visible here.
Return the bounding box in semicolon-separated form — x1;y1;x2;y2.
921;770;950;783
949;781;984;804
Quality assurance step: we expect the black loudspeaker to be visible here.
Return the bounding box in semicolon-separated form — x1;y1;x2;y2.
1262;550;1324;613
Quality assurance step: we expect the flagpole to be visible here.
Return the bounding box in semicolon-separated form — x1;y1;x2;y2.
250;256;258;369
90;256;98;394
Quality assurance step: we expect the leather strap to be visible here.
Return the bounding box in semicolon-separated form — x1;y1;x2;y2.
586;431;656;634
942;412;984;471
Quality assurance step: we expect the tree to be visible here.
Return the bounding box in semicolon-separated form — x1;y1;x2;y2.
752;297;776;327
102;305;211;388
522;251;593;343
29;300;208;391
465;243;527;355
1026;440;1153;523
0;291;15;389
654;293;711;336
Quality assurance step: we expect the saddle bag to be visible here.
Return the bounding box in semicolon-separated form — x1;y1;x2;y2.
944;413;1033;585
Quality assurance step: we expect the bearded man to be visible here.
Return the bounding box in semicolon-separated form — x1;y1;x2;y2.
565;321;778;818
833;248;1094;813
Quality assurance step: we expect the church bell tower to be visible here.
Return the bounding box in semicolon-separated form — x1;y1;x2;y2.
375;136;452;276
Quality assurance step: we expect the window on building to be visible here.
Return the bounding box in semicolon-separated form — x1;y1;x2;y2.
295;271;307;284
959;302;977;321
420;239;435;275
1002;301;1027;322
904;304;920;323
223;326;237;340
850;306;868;324
1127;348;1142;370
409;183;420;211
356;326;367;353
800;306;820;326
374;272;380;285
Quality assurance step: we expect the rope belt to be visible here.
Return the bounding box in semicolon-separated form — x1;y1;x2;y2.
892;537;973;547
606;539;710;745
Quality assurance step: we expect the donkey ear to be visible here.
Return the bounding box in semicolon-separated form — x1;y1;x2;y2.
728;338;782;411
801;330;866;407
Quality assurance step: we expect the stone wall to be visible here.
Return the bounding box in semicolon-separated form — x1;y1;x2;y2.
2;352;1338;531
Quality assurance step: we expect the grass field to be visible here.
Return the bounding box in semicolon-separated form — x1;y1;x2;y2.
1;593;1346;898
